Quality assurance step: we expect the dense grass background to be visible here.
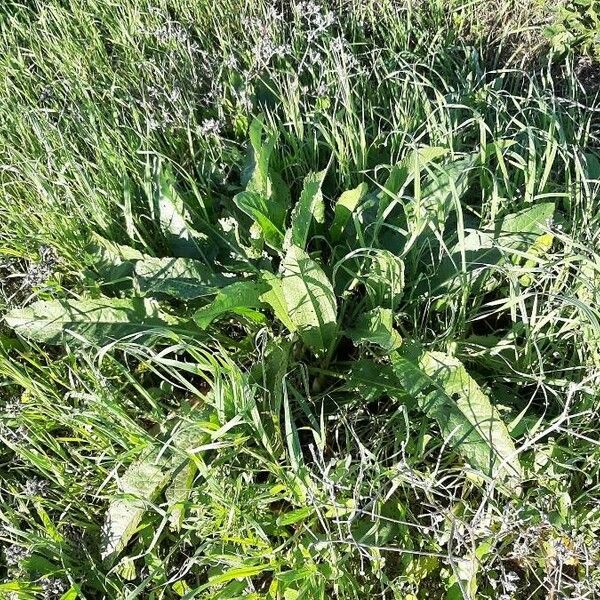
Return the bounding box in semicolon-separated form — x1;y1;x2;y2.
1;0;600;598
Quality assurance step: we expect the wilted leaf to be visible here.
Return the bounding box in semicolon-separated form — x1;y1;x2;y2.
281;245;337;356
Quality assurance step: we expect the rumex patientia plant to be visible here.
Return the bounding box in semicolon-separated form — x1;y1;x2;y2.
3;116;565;568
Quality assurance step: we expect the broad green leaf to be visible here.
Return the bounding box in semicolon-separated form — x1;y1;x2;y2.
412;229;502;300
234;191;285;250
285;169;328;251
509;206;555;285
135;256;232;300
208;564;273;586
404;157;474;255
0;582;33;595
248;338;291;454
496;202;555;251
276;506;314;526
193;281;268;329
391;345;522;483
331;182;368;242
363;250;405;310
101;457;172;562
281;245;337;356
520;232;553;277
91;234;146;263
4;297;180;346
417;203;556;300
418;157;472;223
59;586;80;600
152;160;207;259
102;417;211;562
89;234;146;291
446;541;491;600
271;169;291;212
242;117;276;198
340;360;410;403
380;146;448;200
165;460;197;531
259;271;297;332
346;307;402;351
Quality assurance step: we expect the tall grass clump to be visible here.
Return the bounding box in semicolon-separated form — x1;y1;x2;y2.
1;0;599;598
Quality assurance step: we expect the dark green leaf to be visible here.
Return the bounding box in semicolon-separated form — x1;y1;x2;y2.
193;281;268;329
346;307;402;351
135;256;232;300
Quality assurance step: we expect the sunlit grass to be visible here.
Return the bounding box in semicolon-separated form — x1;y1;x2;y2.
1;1;599;598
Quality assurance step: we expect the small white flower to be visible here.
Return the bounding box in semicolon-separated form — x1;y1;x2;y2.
218;217;238;233
3;544;30;567
0;424;28;445
23;477;49;498
200;118;221;136
224;55;238;69
40;577;68;600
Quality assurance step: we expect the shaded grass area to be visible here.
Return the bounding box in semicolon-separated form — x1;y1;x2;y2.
1;1;600;598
